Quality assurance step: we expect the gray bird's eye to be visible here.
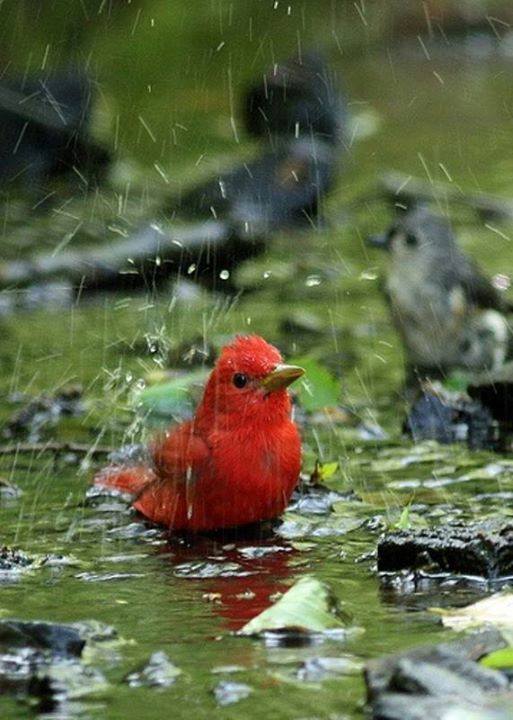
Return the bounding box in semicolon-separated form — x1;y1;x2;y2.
405;233;417;247
233;373;248;388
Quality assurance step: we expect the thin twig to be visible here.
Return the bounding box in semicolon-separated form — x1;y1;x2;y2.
379;171;513;222
0;442;116;457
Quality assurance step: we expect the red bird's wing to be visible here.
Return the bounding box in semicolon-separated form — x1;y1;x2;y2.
151;421;210;481
133;421;211;527
93;464;157;496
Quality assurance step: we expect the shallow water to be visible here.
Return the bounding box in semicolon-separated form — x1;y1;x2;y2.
1;2;513;718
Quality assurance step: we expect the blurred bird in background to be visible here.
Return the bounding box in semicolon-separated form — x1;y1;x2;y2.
368;206;512;387
175;52;346;238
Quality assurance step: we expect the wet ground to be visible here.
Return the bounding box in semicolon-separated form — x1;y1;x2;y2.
2;3;513;718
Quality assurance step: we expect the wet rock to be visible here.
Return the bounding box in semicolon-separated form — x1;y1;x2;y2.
75;571;145;582
0;478;22;499
0;621;85;657
174;561;253;579
213;680;252;706
4;385;84;442
0;547;74;582
106;443;149;466
237;545;291;560
277;514;364;540
84;485;133;513
377;519;513;579
365;629;510;720
297;656;360;682
289;482;357;516
0;547;35;575
372;691;513;720
0;619;115;713
125;651;182;689
106;522;162;541
469;362;513;451
405;386;497;450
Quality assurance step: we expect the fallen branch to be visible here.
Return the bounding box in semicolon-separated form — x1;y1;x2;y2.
379;171;513;222
0;441;116;457
0;219;264;290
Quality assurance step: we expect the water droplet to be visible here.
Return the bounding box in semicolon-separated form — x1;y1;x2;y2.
493;273;511;291
305;275;321;287
360;270;378;281
187;264;196;275
219;270;230;280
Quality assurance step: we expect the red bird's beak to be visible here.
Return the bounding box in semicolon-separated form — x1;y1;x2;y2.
260;364;305;393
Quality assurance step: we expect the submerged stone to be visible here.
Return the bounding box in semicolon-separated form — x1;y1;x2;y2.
0;619;115;713
213;680;252;706
0;547;36;575
365;629;510;720
125;651;182;689
4;385;84;442
0;621;85;657
404;387;497;450
297;656;360;682
378;519;513;579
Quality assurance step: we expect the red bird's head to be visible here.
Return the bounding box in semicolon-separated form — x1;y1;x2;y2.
197;335;304;430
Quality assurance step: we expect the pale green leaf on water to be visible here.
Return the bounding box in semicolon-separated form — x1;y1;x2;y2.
317;461;339;481
310;460;339;485
289;357;341;412
434;592;513;630
238;576;348;636
394;503;411;531
481;646;513;670
134;369;209;424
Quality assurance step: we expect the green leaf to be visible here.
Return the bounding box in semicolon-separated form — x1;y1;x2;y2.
238;576;349;636
317;461;339;481
134;369;209;425
309;460;339;485
290;357;341;413
394;503;411;531
481;647;513;670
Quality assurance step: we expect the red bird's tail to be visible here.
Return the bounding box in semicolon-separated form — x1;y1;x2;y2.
93;465;156;496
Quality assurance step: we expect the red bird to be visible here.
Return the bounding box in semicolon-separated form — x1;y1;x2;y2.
94;335;304;532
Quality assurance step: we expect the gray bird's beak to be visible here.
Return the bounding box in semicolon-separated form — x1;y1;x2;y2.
260;364;305;392
367;232;390;250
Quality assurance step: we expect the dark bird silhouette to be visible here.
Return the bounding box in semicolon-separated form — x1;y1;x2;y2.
175;52;346;239
0;70;110;192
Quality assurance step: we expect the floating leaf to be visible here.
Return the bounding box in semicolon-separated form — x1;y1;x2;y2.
134;369;208;424
309;460;339;485
394;504;412;531
290;358;341;412
435;592;513;630
481;646;513;670
238;576;348;636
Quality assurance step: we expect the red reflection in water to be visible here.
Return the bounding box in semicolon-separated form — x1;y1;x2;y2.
159;527;299;631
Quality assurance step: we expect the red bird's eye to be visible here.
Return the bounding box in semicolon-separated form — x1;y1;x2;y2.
233;373;248;388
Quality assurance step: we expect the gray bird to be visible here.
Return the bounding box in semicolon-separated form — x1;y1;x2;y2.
368;206;512;383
